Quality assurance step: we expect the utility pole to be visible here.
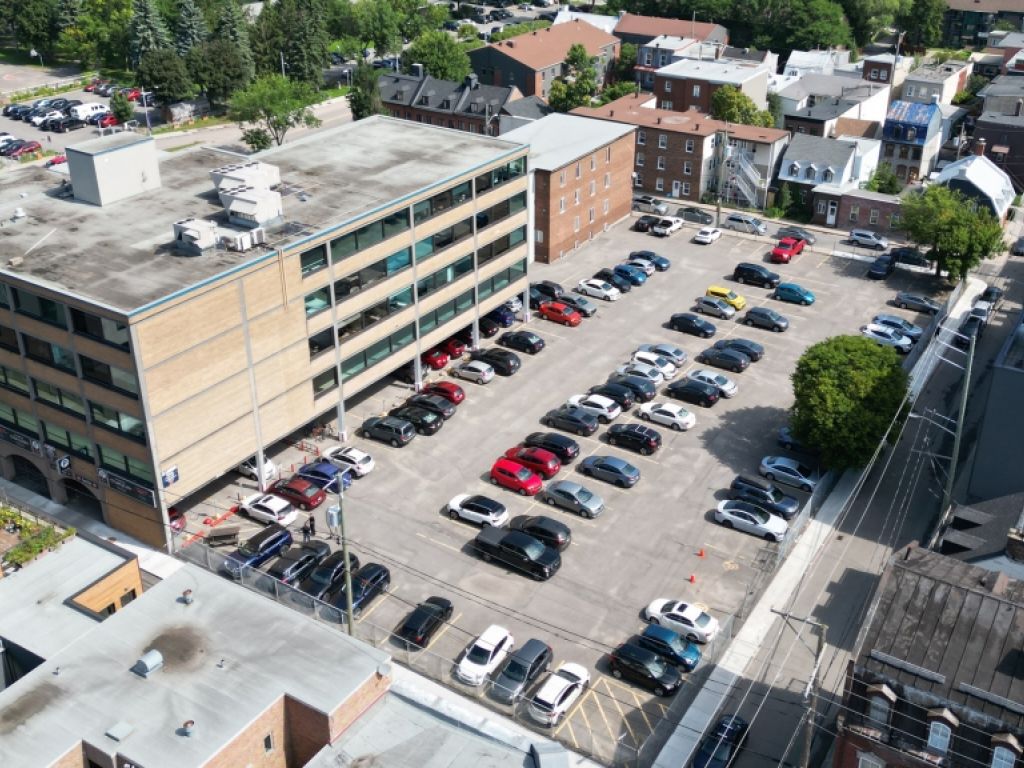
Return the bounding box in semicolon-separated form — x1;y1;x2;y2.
715;124;729;227
280;51;287;77
327;497;355;636
938;331;975;532
771;609;827;768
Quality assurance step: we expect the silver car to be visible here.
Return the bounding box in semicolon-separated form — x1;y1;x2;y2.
759;455;820;492
694;296;736;319
542;480;604;518
636;343;687;367
451;360;495;384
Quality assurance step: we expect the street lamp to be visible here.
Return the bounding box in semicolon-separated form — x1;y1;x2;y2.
326;497;355;636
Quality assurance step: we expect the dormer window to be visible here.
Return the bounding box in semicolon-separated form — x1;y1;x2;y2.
926;708;959;757
893;125;903;139
804;166;816;180
992;734;1022;768
824;168;835;183
865;684;896;732
907;127;917;141
789;162;799;176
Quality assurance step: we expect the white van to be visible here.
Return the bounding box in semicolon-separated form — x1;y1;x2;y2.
70;102;107;121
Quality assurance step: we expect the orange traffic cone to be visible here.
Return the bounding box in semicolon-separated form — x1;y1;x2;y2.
689;574;696;584
697;548;706;558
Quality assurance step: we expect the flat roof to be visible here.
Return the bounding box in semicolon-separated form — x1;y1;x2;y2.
0;562;389;768
0;117;523;314
0;536;125;658
655;58;768;84
68;131;153;156
501;113;635;171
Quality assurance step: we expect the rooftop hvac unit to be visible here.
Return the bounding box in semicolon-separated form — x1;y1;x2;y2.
173;218;219;254
219;185;284;229
209;161;281;191
220;227;267;251
131;649;164;678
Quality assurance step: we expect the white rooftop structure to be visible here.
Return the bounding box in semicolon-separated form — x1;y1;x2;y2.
655;58;770;84
501;113;636;171
934;153;1016;221
784;49;852;77
552;9;618;34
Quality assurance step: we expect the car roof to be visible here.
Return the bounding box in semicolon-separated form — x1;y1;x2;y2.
252;493;293;511
512;637;552;661
642;623;682;643
550;479;582;494
477;624;511;647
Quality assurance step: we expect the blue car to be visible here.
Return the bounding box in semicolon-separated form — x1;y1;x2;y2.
223;524;293;578
297;461;352;493
486;305;516;328
772;282;815;306
637;624;702;671
579;455;641;488
613;263;648;286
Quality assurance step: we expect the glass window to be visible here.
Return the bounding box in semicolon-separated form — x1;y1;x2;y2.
337;313;363;341
475;157;526;195
331;232;358;263
455;289;474;314
309;328;334;356
0;365;28;394
927;722;952;755
300;244;328;277
304;288;331;317
69;310;130;350
312;368;338;396
24;336;76;373
857;755;884;768
993;746;1016;768
90;401;144;441
98;444;153;485
386;248;412;275
0;403;36;434
341;354;366;381
36;380;85;417
43;422;93;459
382;209;410;239
419;311;437;334
79;356;138;397
364;338;391;367
867;696;890;728
12;289;66;327
0;284;8;307
392;323;415;350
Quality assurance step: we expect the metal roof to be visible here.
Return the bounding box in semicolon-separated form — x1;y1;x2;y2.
885;99;940;126
780;133;857;170
501;114;635;171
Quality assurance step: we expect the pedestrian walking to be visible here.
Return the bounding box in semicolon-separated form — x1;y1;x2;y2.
301;519;311;543
308;515;317;538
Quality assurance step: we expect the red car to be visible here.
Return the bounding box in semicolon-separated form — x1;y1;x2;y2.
443;337;467;358
489;457;543;496
421;381;465;404
538;301;582;327
98;114;119;128
45;155;67;167
122;87;142;101
503;446;561;479
168;506;186;533
421;348;450;370
84;78;108;92
770;237;806;264
271;476;325;510
10;141;41;158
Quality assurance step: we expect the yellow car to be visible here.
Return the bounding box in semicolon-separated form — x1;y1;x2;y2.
706;285;747;310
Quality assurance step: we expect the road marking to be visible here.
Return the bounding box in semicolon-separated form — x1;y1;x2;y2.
356;592;390;623
600;677;638;744
576;688;595;732
554;685;590;737
563;718;580;748
636;696;654;733
415;531;462;553
591;680;619;740
656;701;668;717
425;611;462;652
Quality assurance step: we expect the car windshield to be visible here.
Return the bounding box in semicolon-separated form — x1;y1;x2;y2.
751;508;770;524
309;567;333;586
695;612;711;627
300;485;319;499
466;644;493;664
503;659;529;682
515;467;533;481
768;487;785;502
701;740;736;763
522;538;545;559
577;488;593;503
237;543;258;557
725;291;737;300
712;374;727;385
647;657;668;677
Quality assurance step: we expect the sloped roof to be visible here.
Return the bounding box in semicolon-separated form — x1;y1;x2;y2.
834;117;880;138
379;74;516;119
935;153;1016;219
500;113;635;171
780;133;856;170
613;12;725;42
980;74;1024;98
778;73;880;101
500;94;552;121
482;20;619;71
885;99;940;126
722;46;773;63
947;0;1024;11
552;9;618;34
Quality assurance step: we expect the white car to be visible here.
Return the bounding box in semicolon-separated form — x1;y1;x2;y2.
31;110;62;126
652;217;684;237
456;625;515;686
323;445;375;477
504;295;523;313
693;227;722;244
715;500;788;542
632;351;678;379
452;359;495;384
614;361;664;384
860;323;912;354
636;343;687;367
644;599;719;643
689;369;738;398
566;393;622;423
239;493;298;526
576;278;621;302
638;402;696;431
625;258;656;276
446;493;509;526
528;662;591;726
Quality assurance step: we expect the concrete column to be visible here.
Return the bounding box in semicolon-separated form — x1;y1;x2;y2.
0;455;14;481
48;476;68;504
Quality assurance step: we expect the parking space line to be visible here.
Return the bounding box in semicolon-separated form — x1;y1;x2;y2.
575;688;595;732
563;718;579;748
636;696;654;733
590;680;620;742
425;611;462;652
600;677;638;745
356;592;391;623
656;701;668;717
415;531;462;554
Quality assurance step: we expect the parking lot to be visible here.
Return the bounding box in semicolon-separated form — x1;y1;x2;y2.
176;213;949;764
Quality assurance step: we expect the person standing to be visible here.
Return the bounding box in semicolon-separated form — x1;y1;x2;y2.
308;515;317;538
301;519;311;543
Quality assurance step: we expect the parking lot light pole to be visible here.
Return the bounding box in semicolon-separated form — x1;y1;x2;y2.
331;494;355;636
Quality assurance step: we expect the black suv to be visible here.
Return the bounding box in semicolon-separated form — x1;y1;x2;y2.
588;382;636;411
470;347;521;376
524;432;580;463
609;642;682;696
729;475;799;519
666;379;719;408
326;562;391;618
531;280;564;301
295;550;361;600
606;373;657;402
266;541;331;585
607;423;662;455
733;262;780;288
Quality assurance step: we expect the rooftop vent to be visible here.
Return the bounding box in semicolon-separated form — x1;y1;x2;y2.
209;161;280;191
105;721;134;742
131;649;164;678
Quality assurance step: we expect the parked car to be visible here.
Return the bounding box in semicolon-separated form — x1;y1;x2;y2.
770;237;805;263
693;227;722;244
849;229;888;249
733;262;780;288
694;296;735;319
567;393;622;423
538;301;582;326
894;292;941;315
955;315;984;349
469;348;521;376
54;117;86;133
860;323;912;353
531;280;564;301
626;255;656;275
297;460;352;493
420;381;465;403
237;455;278;484
1012;236;1024;256
606;373;658;402
636;343;687;367
723;213;767;235
666;378;720;408
223;524;292;578
633;214;660;232
523;432;580;463
689;368;739;397
97;114;119;128
527;663;590;726
360;415;416;447
498;330;545;354
509;515;571;551
677;206;713;225
322;446;375;477
607;423;662;455
613;263;647;286
542;480;604;518
608;642;682;696
451;359;495;384
629;249;671;271
491;637;554;703
777;426;819;458
266;541;331;585
388;405;443;435
670;312;716;338
760;455;820;492
729;475;800;519
637;624;701;672
296;550;360;600
8;141;41;157
651;217;683;237
473;527;561;579
891;246;930;267
490;457;543;496
867;253;896;280
407;392;457;419
631;351;678;378
716;499;788;541
239;492;299;526
694;347;749;374
776;225;817;245
543;404;599;436
706;285;747;310
504;446;561;479
421;348;450;370
594;267;632;294
486;305;516;327
615;361;664;384
743;307;789;332
271;476;326;511
773;282;815;305
579;455;641;487
632;194;669;215
447;493;510;526
326;562;390;619
558;293;598;317
576;278;621;301
396;596;454;650
638;401;695;431
712;338;764;362
693;715;749;768
873;314;922;341
588;382;636;411
644;599;720;643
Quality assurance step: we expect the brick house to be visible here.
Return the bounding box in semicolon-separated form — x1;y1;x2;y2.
973;110;1024;191
468;20;620;100
829;188;904;233
901;60;974;105
379;69;521;136
612;12;729;48
502;114;635;263
574;93;790;209
879;100;943;182
943;0;1024;47
652;59;771;113
859;53;914;93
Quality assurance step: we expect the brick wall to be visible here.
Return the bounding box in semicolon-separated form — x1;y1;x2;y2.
652;75;719;113
284;695;332;766
70;557;143;617
783;116;826;137
204;697;288;768
327;671;390;740
49;743;85;768
837;193;904;233
385;107;490;134
632;125;709;205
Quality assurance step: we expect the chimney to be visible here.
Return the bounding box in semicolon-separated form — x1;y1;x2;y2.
975;137;987;156
1016;98;1023;117
657;117;662;124
412;62;424;79
465;73;479;90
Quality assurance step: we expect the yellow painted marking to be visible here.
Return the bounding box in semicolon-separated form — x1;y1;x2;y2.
356;592;390;623
425;611;461;652
591;679;619;739
415;531;462;553
601;677;638;744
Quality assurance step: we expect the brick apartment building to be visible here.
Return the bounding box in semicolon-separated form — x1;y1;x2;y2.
574;93;789;209
612;11;729;48
652;59;771;113
468;20;620;100
379;68;521;136
503;114;635;263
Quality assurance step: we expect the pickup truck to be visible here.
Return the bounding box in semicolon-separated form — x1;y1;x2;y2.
473;528;561;580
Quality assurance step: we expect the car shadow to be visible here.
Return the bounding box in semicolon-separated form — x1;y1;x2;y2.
696;403;792;477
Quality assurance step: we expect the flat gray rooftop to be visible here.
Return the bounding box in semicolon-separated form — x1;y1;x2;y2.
0;117;523;314
0;562;389;768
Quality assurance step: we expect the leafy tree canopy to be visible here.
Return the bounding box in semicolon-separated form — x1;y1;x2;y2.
186;38;250;106
865;163;902;194
548;43;598;112
228;73;321;149
348;61;385;120
709;85;774;127
136;46;195;103
401;29;471;81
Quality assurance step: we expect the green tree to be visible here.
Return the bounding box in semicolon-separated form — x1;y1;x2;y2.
615;42;637;82
282;0;330;87
173;0;206;56
598;80;638;104
786;0;854;51
401;29;470;81
355;0;402;59
55;0;82;35
129;0;171;65
13;0;59;53
109;90;135;122
839;0;900;46
136;47;195;102
548;43;598;112
865;164;902;194
457;24;477;40
229;73;321;148
216;0;254;83
489;20;551;42
250;0;286;74
767;91;783;127
897;0;946;49
791;335;909;470
776;181;794;214
348;61;384;120
187;38;249;106
710;85;774;127
57;0;132;67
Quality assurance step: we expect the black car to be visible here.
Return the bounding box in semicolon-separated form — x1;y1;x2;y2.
955;315;984;349
729;475;799;520
713;338;764;362
388;405;443;435
670;312;716;338
54;117;86;132
733;262;780;288
407;393;456;419
588;382;635;411
743;307;789;332
326;562;391;618
531;280;564;301
86;110;112;125
0;140;27;157
524;432;580;463
695;347;750;373
479;316;501;338
666;379;720;408
609;642;682;697
395;596;454;650
296;550;361;600
775;225;816;245
605;373;657;402
629;250;671;271
890;246;930;267
266;540;331;585
509;514;571;551
543;405;599;436
1012;236;1024;256
607;423;662;455
528;287;544;310
981;285;1005;308
693;714;749;768
474;527;561;580
634;214;660;232
867;253;896;279
498;330;545;354
677;206;714;225
39;115;63;130
470;347;521;375
593;268;632;293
